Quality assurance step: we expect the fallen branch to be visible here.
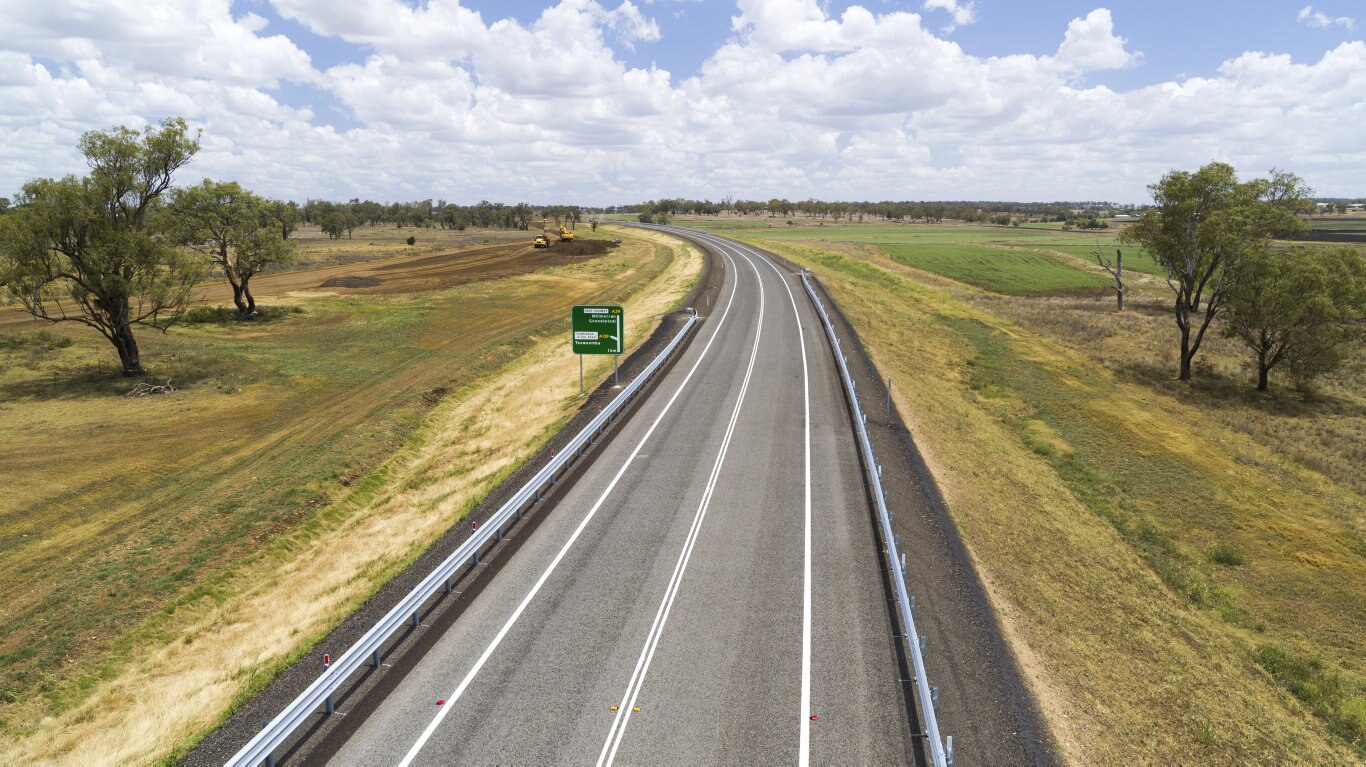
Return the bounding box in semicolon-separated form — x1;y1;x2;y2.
125;379;176;397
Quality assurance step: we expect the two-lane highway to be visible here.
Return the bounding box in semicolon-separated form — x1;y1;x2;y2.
328;229;916;765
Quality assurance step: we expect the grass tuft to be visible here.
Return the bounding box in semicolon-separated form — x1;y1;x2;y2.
1208;543;1246;567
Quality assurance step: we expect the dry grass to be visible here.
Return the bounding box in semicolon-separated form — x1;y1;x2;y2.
0;231;700;765
974;287;1366;497
735;236;1362;765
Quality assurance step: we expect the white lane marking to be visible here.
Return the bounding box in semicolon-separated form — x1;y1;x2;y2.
396;249;744;767
739;241;814;767
597;246;767;767
686;230;815;766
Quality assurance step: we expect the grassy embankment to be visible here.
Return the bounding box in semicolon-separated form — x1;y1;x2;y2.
682;218;1363;764
0;226;701;765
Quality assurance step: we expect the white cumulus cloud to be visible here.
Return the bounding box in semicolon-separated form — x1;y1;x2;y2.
921;0;976;32
1298;5;1355;31
0;1;1364;204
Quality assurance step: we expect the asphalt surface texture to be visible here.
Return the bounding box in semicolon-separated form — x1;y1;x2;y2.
195;227;1057;767
325;230;917;766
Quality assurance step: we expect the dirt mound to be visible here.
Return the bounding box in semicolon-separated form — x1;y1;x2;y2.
320;276;382;289
553;239;616;256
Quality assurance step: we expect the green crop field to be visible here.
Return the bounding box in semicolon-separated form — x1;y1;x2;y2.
1294;217;1366;244
880;243;1109;295
675;217;1165;292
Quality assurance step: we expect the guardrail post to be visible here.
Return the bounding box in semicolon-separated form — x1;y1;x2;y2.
324;695;335;716
900;552;906;576
495;526;502;542
931;685;939;711
371;650;382;668
444;579;452;594
909;594;916;614
947;736;954;767
411;611;420;628
919;634;927;653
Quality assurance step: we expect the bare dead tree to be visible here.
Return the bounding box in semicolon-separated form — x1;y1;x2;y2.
1094;245;1124;311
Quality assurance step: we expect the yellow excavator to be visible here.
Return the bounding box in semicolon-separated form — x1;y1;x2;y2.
533;233;549;248
559;225;574;242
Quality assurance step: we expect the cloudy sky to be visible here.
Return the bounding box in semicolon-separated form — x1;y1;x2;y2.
1;0;1363;205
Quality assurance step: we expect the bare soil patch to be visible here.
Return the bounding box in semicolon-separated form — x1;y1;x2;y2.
319;276;382;289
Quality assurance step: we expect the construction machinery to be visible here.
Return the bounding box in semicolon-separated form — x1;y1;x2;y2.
559;225;575;242
533;233;549;248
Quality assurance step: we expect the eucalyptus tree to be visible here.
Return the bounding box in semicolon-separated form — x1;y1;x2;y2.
167;180;296;319
1222;246;1364;392
0;118;202;375
1120;163;1310;381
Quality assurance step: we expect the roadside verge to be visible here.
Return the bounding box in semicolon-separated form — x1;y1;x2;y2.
185;235;721;765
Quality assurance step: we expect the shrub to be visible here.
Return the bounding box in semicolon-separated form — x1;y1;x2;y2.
0;330;73;350
1207;543;1246;566
406;235;416;245
183;305;302;324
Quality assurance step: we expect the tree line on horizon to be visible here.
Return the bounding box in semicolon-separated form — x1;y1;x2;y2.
624;197;1124;227
0;119;1361;394
297;199;586;238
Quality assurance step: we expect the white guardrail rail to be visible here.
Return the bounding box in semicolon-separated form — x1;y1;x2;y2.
228;310;699;767
800;268;953;767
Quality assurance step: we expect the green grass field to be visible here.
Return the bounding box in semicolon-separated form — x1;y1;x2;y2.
675;217;1166;290
1294;216;1366;244
880;243;1109;295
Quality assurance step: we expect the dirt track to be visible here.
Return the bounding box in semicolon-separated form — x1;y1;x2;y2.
0;240;615;328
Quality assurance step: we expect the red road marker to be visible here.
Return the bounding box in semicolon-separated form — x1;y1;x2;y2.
322;653;330;667
437;700;445;705
471;521;477;530
810;715;819;721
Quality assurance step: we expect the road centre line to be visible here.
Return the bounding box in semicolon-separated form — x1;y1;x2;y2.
686;230;815;766
396;247;744;767
596;243;767;767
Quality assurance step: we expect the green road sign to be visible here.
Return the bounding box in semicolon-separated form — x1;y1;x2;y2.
571;304;624;355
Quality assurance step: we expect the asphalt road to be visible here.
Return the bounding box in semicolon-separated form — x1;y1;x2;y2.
327;231;917;765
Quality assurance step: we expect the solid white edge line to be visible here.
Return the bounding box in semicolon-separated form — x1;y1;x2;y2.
598;245;766;766
394;245;743;767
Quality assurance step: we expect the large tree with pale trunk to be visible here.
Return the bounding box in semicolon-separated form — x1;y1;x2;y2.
0;118;203;375
1120;163;1311;381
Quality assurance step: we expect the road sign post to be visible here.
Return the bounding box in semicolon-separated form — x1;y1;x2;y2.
572;305;624;394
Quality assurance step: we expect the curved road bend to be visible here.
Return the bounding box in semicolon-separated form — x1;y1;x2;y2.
328;231;917;765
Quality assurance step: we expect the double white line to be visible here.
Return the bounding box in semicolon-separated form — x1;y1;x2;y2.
677;229;814;766
596;242;769;766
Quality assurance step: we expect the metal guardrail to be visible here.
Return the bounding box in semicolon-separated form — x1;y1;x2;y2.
228;310;699;767
800;269;953;767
